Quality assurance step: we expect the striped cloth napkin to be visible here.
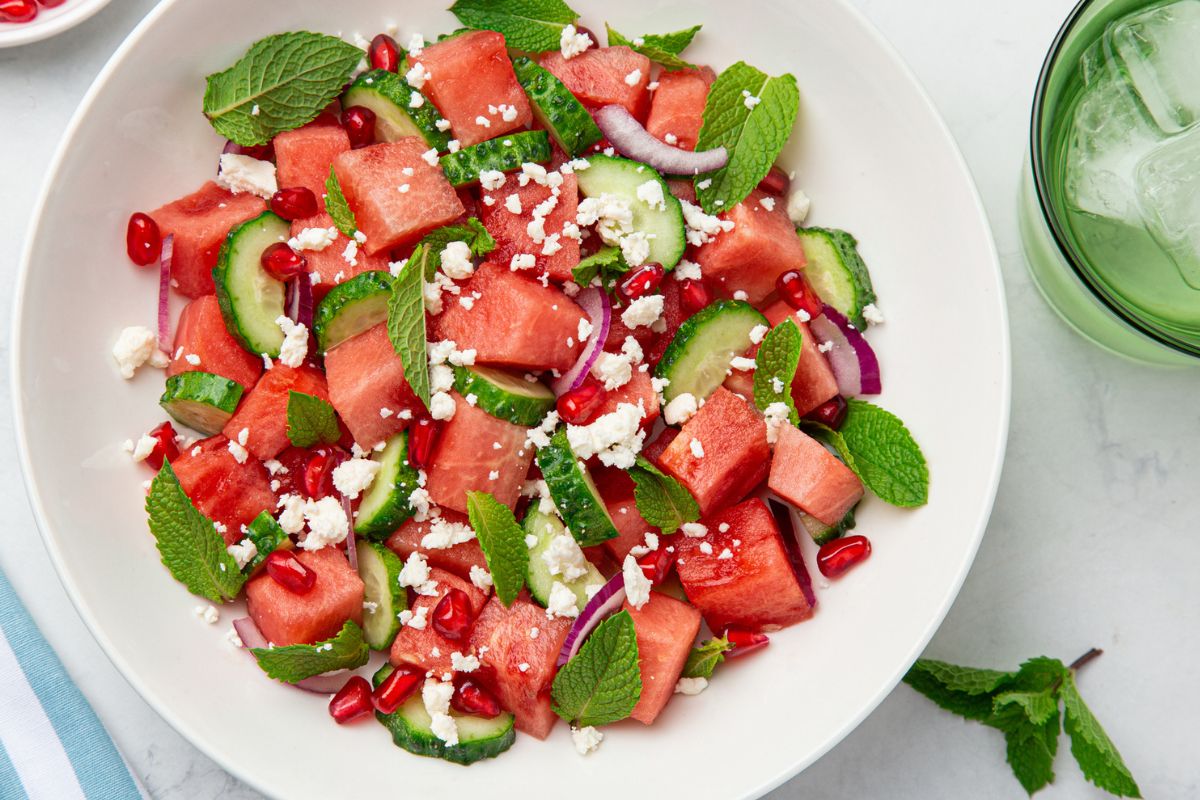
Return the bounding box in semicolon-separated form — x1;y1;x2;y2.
0;567;147;799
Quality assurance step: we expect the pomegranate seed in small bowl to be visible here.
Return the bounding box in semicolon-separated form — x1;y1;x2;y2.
431;588;475;641
328;676;373;724
260;242;308;281
369;33;401;72
265;550;316;595
270;187;318;221
817;535;872;579
342;106;377;149
372;665;422;714
126;212;162;267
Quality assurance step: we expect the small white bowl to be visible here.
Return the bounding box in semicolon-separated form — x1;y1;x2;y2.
0;0;112;48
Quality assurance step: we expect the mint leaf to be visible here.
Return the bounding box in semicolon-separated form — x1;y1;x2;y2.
243;511;288;573
145;463;245;603
449;0;579;52
1004;713;1061;796
995;689;1060;727
249;620;370;682
606;24;701;70
551;610;641;726
387;245;431;409
203;32;364;147
418;218;496;279
681;636;732;679
753;319;801;422
571;245;628;289
325;166;357;238
1061;672;1141;798
903;659;1014;722
839;399;929;507
465;491;528;607
286;391;341;448
629;457;699;535
695;62;799;213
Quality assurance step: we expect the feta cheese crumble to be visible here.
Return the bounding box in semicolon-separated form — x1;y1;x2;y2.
275;315;308;368
565;401;646;468
681;522;708;538
331;457;381;499
674;676;709;695
542;532;589;582
288;226;339;252
298;495;350;550
763;402;792;445
112;326;167;379
439;240;475;280
398;551;439;596
624;68;643;86
545;581;580;619
786;188;812;225
559;23;593;59
216;153;278;198
622;554;652;609
862;303;885;325
572;726;604;755
663;392;698;426
621;294;664;329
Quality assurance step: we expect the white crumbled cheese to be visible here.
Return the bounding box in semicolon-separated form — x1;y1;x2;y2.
742;90;762;110
624;68;643;86
421;516;476;549
763;402;792;445
546;581;580;619
542;234;563;256
423;679;458;745
565;401;646;468
509;253;537;271
572;726;604;755
577;193;634;243
469;565;493;591
276;494;306;534
699;541;713;555
275;315;308;368
398;551;439;595
227;439;249;464
418;149;439;170
288;226;339;252
591;351;632;391
817;340;834;354
525;410;560;450
689;438;705;458
226;538;258;570
862;303;885;325
398;606;429;629
518;662;531;672
405;61;430;89
733;290;749;301
619;230;653;267
652;376;671;394
635;179;666;210
771;376;785;394
680;199;735;247
622;554;652;609
406;33;425;54
332;458;381;499
408;90;425;109
226;628;243;648
760;196;777;212
112;326;167;379
681;522;708;538
195;605;220;625
451;651;481;673
504;194;523;215
298;496;350;550
216;153;278;198
448;140;461;153
542;532;589;582
251;104;260;116
749;324;770;345
126;433;158;463
663;393;698;426
675;677;709;695
439;240;475;280
429;391;456;421
717;548;733;560
787;188;812;225
183;353;201;366
664;132;678;145
341;239;359;267
524;534;539;548
435;118;452;132
577;317;594;342
398;183;411;194
559;23;593;59
529;627;540;639
729;356;756;372
673;259;703;282
621;294;664;329
697;178;713;191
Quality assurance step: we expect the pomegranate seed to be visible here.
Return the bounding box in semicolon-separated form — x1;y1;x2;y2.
223;140;274;161
680;279;712;313
342;106;376;149
636;543;677;585
328;676;374;724
805;395;848;429
125;212;162;267
618;264;664;301
143;421;180;471
0;0;37;22
270;187;318;221
265;550;316;594
776;270;823;318
757;166;791;197
817;535;872;579
431;588;475;641
407;417;444;470
260;242;308;281
369;33;401;72
724;626;770;657
556;375;608;425
451;678;502;718
303;446;347;499
373;665;422;714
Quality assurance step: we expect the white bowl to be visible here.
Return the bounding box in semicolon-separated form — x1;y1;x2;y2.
0;0;112;48
12;0;1009;797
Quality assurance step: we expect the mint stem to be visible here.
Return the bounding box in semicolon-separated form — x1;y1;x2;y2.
1069;647;1103;672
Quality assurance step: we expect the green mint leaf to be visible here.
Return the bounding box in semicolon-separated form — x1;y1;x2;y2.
286;391;341;448
995;689;1060;728
753;319;801;422
551;610;641;726
1004;712;1061;796
243;511;288;573
449;0;579;52
571;245;628;290
839;399;929;507
203;32;364;147
1061;672;1142;798
903;659;1014;722
988;657;1068;730
249;620;370;682
418;218;497;280
695;62;799;213
681;635;733;679
145;462;246;603
606;24;701;70
325;166;358;238
465;491;528;607
629;457;700;535
387;245;431;409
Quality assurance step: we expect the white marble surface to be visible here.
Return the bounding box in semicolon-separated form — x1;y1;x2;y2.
1;0;1196;797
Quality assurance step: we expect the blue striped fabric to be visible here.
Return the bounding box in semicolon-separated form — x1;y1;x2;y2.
0;568;146;800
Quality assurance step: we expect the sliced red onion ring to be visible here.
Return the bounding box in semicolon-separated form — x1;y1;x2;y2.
232;616;267;649
551;287;610;395
808;305;882;396
157;235;174;352
231;616;350;694
294;274;314;331
341;494;357;572
594;105;728;176
556;572;626;667
768;499;816;609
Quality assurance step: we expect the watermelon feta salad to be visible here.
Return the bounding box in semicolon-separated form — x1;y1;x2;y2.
114;1;929;764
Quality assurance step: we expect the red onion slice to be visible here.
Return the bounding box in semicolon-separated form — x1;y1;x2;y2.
231;616;350;694
551;287;610;395
556;572;626;667
808;305;882;396
232;616;267;650
157;235;174;352
341;494;357;572
593;105;728;176
294;274;314;330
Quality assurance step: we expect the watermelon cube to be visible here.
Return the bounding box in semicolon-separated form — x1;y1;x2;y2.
171;435;276;544
768;423;863;525
167;295;263;390
222;365;330;461
761;302;840;416
324;324;422;448
645;67;716;151
385;510;488;581
591;368;660;430
623;592;702;724
333;139;464;255
274;115;351;201
692;190;808;305
429;261;587;372
657;387;770;515
410;30;533;147
640;427;679;469
470;593;573;739
636;280;690;366
540;47;652;119
246;547;365;646
150;181;266;297
389;567;488;673
426;392;533;513
290;213;391;298
592;467;657;561
479;172;580;283
676;497;815;632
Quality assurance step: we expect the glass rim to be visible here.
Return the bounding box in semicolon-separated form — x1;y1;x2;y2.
1029;0;1199;358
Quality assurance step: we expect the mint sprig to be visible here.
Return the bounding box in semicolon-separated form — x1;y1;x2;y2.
325;166;357;238
753;319;801;422
449;0;579;52
1061;670;1141;798
681;635;733;680
387;244;431;409
419;218;496;279
629;457;699;535
606;24;701;70
203;32;364;147
249;620;370;682
286;390;341;448
465;491;527;607
571;245;629;290
551;610;641;726
694;62;799;214
243;511;289;573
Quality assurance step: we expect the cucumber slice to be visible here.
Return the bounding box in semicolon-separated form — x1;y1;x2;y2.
453;366;555;426
799;505;857;546
523;509;605;610
655;299;768;403
797;227;877;329
243;511;292;572
312;270;393;353
355;430;423;538
342;69;451;151
159;372;244;435
575;154;686;270
535;429;619;547
440;130;552;187
356;540;407;650
512;57;603;157
213;211;289;357
373;665;516;765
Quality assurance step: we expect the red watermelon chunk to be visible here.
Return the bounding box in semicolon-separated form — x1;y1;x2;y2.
676;498;815;632
592;467;657;561
591;368;659;430
411;31;533;147
171;435;276;544
390;568;488;673
333;139;464;255
274;115;351;200
386;510;488;581
479;172;580;283
540;47;652;120
768;423;863;525
150;181;266;297
429;261;586;372
470;593;572;739
167;295;262;390
641;427;679;469
246;547;365;646
290;213;390;298
426;392;533;513
623;593;702;724
222;365;330;461
657;387;770;515
324;324;422;448
644;280;691;366
645;67;716;151
760;302;840;416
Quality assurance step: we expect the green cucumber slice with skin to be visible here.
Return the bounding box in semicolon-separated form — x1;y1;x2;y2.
575;154;686;270
243;511;291;573
796;227;877;329
440;130;552;187
655;299;768;403
535;429;619;547
453;366;555;427
213;210;289;357
356;540;407;650
523;508;605;610
511;57;603;157
159;372;244;435
373;664;516;765
342;69;451;151
799;505;857;546
355;431;423;538
312;270;393;353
